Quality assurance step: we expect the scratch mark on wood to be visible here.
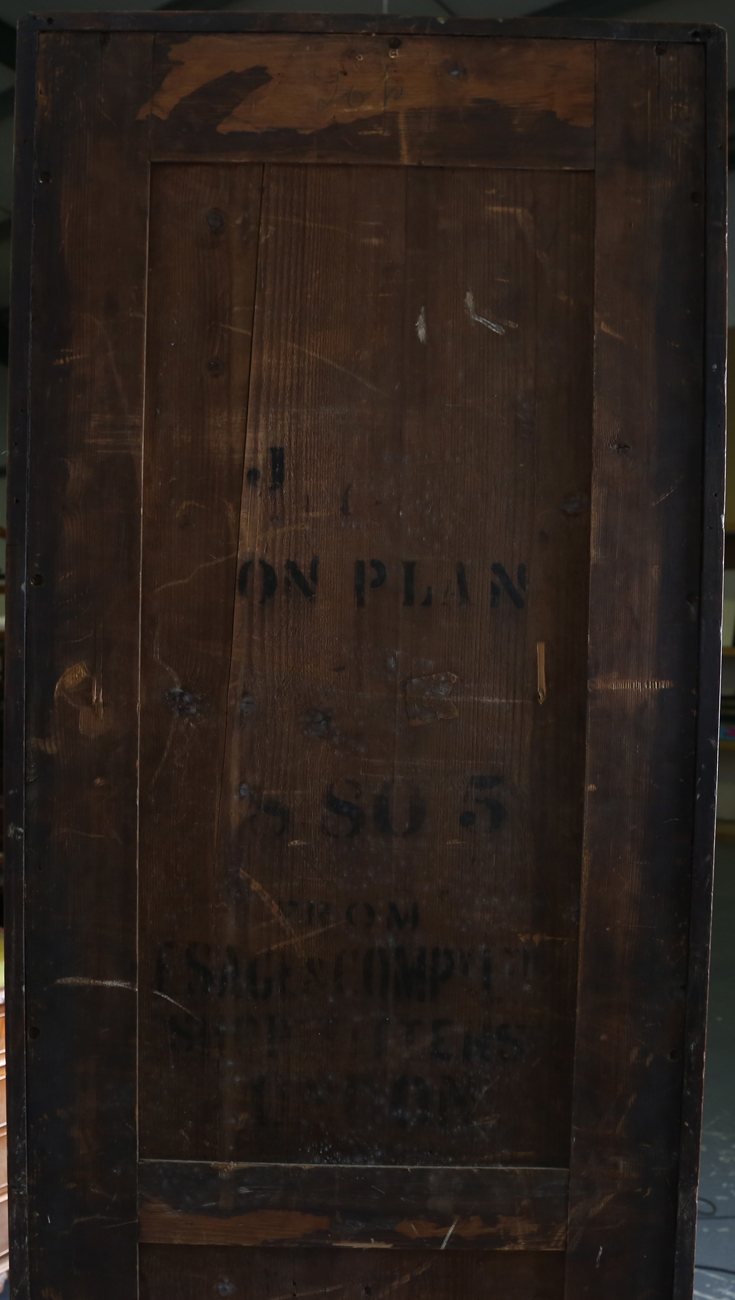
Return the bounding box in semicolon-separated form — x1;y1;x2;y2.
240;870;297;935
57;828;122;847
589;678;674;692
566;1192;615;1251
99;318;130;418
537;641;547;704
153;990;202;1021
253;919;342;958
56;976;135;990
268;1288;344;1300
375;1262;433;1295
395;1213;545;1243
599;319;624;340
416;306;427;344
153;551;237;595
440;1217;459;1249
465;290;505;334
288;340;388;397
653;475;684;505
218;323;252;337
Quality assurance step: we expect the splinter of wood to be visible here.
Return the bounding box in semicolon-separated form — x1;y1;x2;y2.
537;642;547;705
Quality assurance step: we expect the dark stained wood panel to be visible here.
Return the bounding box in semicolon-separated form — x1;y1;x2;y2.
140;1244;567;1299
19;29;152;1300
564;39;707;1300
143;34;594;168
138;163;593;1169
7;19;724;1300
139;1160;569;1250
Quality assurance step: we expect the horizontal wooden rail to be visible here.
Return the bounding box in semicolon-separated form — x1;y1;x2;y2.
139;1160;569;1250
144;34;595;169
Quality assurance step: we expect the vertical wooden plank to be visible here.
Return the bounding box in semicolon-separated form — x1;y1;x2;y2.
6;18;38;1300
565;40;706;1300
20;32;151;1300
673;28;727;1299
138;163;263;1159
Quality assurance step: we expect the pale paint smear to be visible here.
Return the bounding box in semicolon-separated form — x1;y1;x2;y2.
465;290;505;335
416;306;427;344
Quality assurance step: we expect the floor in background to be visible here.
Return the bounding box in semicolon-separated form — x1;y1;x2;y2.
695;840;735;1298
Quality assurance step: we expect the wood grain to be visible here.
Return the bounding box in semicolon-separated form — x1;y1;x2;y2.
139;1160;569;1250
5;16;38;1300
138;163;263;1160
0;997;9;1275
139;164;593;1169
16;12;724;42
564;40;707;1300
673;28;727;1300
140;1243;567;1299
7;21;723;1300
20;31;152;1300
145;34;594;168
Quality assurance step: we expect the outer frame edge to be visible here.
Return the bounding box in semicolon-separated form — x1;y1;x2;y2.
672;23;728;1300
5;15;37;1300
12;13;727;40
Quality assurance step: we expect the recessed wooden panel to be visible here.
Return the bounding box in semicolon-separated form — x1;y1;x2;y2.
143;34;594;168
138;162;593;1168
